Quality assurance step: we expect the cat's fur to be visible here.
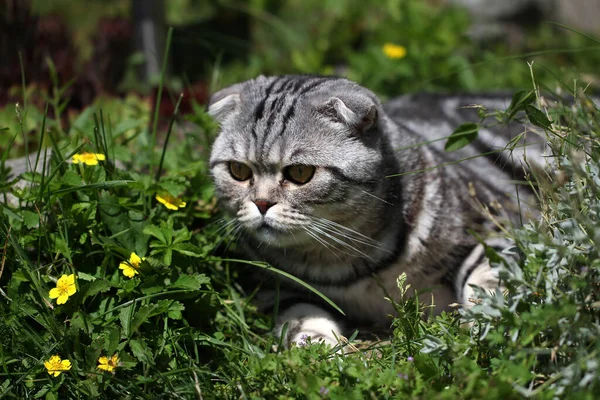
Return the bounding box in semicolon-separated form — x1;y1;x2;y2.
208;75;542;347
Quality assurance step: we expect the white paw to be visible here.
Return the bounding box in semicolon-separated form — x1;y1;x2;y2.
460;258;501;306
274;303;343;349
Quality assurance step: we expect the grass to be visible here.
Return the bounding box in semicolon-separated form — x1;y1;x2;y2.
1;1;600;398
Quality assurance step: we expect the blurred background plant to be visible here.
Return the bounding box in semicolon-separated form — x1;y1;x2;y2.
2;0;599;157
2;0;599;115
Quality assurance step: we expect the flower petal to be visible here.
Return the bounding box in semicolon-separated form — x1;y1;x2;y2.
60;360;72;370
48;288;61;299
67;284;77;296
57;274;69;286
119;264;138;278
57;294;69;305
156;194;182;210
66;274;75;285
129;252;142;266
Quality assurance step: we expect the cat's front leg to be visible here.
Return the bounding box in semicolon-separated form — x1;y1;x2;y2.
274;303;344;348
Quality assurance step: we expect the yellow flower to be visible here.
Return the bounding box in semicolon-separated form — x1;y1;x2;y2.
97;354;119;372
44;355;72;377
48;274;77;305
156;194;187;210
382;43;407;59
119;252;145;278
72;152;106;166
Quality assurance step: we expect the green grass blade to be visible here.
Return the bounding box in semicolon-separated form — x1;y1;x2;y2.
47;180;136;196
155;93;183;182
150;26;174;176
215;258;346;316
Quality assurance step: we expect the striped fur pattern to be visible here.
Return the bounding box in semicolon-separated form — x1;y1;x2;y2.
208;75;542;348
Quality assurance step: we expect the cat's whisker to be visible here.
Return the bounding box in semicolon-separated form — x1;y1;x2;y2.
302;227;333;251
311;217;391;253
288;227;299;246
301;226;345;262
308;224;374;260
311;220;388;251
207;217;239;238
199;217;225;232
209;219;238;248
358;189;394;206
216;221;244;254
223;226;244;254
313;217;380;243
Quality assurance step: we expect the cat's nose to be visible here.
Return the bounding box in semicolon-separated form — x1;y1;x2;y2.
254;199;276;215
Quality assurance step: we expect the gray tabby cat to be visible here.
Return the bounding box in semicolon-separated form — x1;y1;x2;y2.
208;75;542;347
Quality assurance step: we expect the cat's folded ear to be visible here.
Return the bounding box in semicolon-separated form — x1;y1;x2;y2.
208;85;242;123
316;96;378;134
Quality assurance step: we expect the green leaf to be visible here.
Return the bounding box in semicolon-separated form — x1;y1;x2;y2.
129;210;150;257
49;233;70;259
105;325;121;355
33;384;51;399
70;101;96;134
140;276;164;295
70;311;93;335
159;180;187;197
22;210;40;229
81;279;112;300
61;170;83;187
506;90;535;120
162;248;173;266
99;192;149;253
172;242;205;257
113;119;144;138
143;224;166;244
120;303;135;337
76;271;97;281
160;300;185;320
444;123;478;152
130;304;157;333
129;338;152;363
525;105;552;129
171;273;210;291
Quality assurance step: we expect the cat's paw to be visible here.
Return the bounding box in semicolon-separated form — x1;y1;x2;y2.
456;243;503;307
461;261;500;306
274;303;343;349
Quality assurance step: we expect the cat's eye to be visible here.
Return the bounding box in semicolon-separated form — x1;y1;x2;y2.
229;161;252;181
284;165;315;185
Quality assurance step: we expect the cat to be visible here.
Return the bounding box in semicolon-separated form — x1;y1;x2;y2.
208;75;543;348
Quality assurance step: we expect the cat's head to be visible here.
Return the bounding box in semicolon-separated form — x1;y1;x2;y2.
208;76;391;248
